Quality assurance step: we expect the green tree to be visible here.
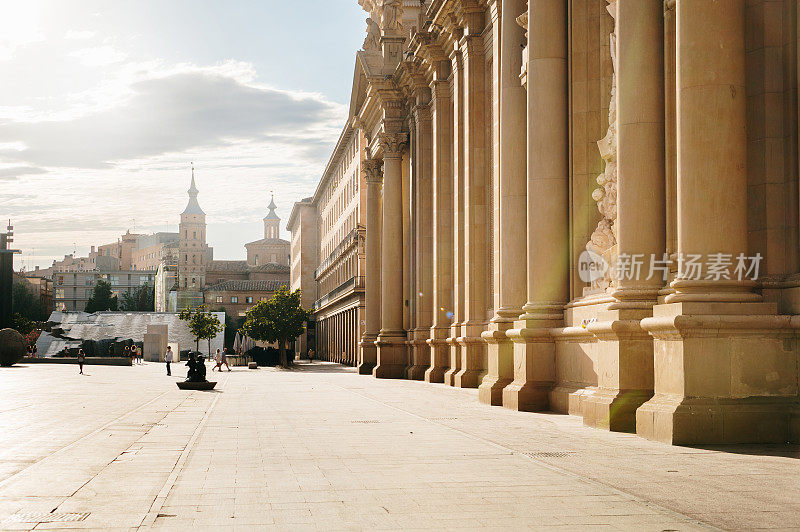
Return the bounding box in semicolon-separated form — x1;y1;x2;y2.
120;283;155;311
84;280;118;312
12;280;48;323
242;286;309;367
179;305;224;356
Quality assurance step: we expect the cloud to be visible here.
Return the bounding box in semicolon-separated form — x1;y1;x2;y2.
65;30;97;40
0;64;344;168
68;45;127;66
0;165;46;180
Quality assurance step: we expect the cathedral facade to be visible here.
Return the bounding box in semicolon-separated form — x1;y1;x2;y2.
296;0;800;445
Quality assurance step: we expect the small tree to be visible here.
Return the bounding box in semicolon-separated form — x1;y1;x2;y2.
179;305;224;357
242;286;309;367
85;280;118;312
120;284;155;311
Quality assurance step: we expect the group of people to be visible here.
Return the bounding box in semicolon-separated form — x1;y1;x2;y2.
162;346;230;376
26;344;38;358
125;345;144;364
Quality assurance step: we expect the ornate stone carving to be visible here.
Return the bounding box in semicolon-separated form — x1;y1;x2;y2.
379;132;408;157
585;0;618;291
381;0;403;32
362;159;383;183
364;17;381;52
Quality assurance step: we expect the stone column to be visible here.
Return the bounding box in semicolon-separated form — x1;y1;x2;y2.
445;47;465;386
374;131;409;379
637;0;799;445
504;0;569;411
666;1;756;304
359;159;382;375
408;94;434;380
455;9;490;389
426;62;454;384
583;0;665;432
480;0;528;405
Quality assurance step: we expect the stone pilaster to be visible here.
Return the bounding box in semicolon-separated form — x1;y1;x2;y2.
408;94;434;381
583;0;665;432
426;61;454;384
480;0;528;406
359;158;383;375
374;130;410;379
455;6;489;389
445;46;465;387
504;0;569;411
637;0;800;445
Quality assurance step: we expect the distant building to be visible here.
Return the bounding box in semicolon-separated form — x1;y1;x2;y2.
53;269;156;311
287;123;367;367
286;197;318;358
244;195;290;267
205;280;288;318
175;170;211;309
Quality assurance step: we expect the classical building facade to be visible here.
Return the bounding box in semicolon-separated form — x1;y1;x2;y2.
307;0;800;445
288;124;368;365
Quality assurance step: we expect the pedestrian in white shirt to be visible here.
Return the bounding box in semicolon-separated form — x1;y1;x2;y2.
165;346;173;376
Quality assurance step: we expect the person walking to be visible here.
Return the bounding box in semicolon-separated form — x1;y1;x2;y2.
308;349;314;363
77;349;85;375
137;345;144;365
32;344;38;358
212;349;223;372
221;348;231;372
165;346;173;376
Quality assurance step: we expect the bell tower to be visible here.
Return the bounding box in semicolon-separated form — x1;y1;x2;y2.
264;193;280;239
178;164;208;294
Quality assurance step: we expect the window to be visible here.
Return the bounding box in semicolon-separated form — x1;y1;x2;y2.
246;296;253;304
231;296;238;303
110;276;120;286
254;255;259;266
85;289;92;298
85;277;93;286
191;277;196;287
55;288;65;299
215;296;223;303
192;231;196;239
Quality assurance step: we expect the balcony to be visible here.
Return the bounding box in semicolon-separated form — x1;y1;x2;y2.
312;276;364;312
314;226;365;280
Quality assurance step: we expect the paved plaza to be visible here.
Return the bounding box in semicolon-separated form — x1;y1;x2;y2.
0;362;797;531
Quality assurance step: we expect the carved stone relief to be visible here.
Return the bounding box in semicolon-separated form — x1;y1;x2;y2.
585;0;618;291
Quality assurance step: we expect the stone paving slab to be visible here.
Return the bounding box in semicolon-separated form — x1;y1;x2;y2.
0;362;796;530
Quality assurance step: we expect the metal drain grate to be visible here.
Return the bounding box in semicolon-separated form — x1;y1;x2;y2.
525;451;575;459
6;512;90;523
431;417;458;421
351;420;381;424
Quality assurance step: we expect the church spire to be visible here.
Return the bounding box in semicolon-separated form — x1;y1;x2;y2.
182;162;205;215
264;192;279;220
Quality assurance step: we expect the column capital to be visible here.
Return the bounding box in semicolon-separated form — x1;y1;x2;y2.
379;132;408;158
362;159;383;184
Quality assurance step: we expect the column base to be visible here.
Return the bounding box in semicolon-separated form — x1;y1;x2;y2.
444;334;461;386
373;333;408;380
425;333;450;383
479;322;515;406
637;395;800;445
638;301;800;444
583;388;653;432
454;333;486;389
504;320;558;412
582;309;655;432
406;330;430;380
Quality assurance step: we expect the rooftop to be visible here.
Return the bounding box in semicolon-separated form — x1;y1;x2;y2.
205;280;288;292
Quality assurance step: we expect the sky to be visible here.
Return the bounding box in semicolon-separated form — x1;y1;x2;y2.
0;0;367;270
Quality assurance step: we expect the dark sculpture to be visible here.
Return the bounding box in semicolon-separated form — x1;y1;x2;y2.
178;353;215;390
0;328;25;367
